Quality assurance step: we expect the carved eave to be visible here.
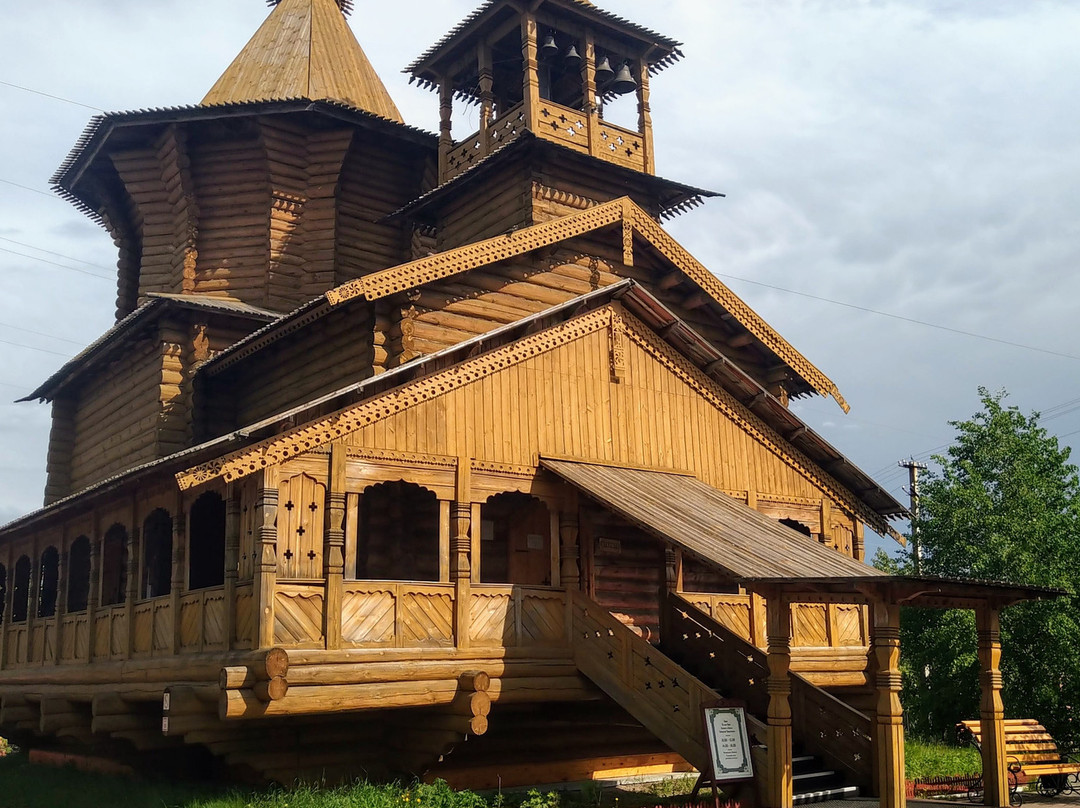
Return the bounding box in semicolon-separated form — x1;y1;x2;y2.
408;0;682;99
174;282;903;535
325;196;847;411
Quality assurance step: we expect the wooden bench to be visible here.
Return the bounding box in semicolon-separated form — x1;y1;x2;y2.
959;719;1080;801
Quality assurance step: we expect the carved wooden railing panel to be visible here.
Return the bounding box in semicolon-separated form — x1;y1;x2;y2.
233;583;255;649
536;102;591;155
90;604;128;660
132;596;172;656
572;589;735;773
341;582;455;648
669;594;872;790
595;120;646;172
180;586;229;652
273;582;325;648
31;623;47;663
445;103;528;181
793;603;830;646
59;613;90;662
683;592;757;642
5;626;28;666
836;604;867;646
471;585;569;648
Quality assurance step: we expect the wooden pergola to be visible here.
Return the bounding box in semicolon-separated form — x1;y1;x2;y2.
743;576;1063;808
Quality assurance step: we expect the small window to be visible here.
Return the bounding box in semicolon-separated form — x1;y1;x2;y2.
12;555;31;623
101;524;128;606
189;492;226;590
141;510;173;599
37;546;59;618
779;518;813;538
67;536;91;613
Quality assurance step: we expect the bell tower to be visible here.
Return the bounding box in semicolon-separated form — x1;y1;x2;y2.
404;0;709;250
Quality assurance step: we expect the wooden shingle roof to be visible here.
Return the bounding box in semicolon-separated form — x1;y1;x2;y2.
201;0;403;122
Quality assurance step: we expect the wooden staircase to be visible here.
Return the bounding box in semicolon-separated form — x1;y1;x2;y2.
569;590;872;803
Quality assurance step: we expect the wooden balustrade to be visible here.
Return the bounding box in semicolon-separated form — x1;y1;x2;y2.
442;99;646;183
179;587;228;652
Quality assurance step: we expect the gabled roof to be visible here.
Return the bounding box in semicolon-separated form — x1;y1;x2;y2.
19;295;277;403
324;196;847;411
201;0;403;122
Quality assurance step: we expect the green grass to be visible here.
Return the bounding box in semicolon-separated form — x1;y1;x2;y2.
905;738;982;781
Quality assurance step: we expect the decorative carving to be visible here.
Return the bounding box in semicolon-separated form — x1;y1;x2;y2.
346;447;458;469
531;182;599;212
609;308;627;382
469;460;535;478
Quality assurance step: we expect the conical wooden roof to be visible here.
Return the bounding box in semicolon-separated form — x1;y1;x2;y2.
201;0;403;122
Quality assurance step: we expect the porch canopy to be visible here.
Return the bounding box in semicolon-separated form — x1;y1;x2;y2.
542;456;1063;808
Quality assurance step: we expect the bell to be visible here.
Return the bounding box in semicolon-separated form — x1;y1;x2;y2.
595;55;614;83
610;62;637;95
541;33;559;59
564;44;582;68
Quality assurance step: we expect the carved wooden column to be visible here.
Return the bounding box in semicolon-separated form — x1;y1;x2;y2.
439;500;451;583
253;471;279;649
871;600;905;808
764;589;794;808
223;487;240;651
124;516;139;659
324;445;347;651
53;539;69;665
659;545;678;641
86;530;101;662
521;14;541;131
636;60;654;174
978;604;1009;808
583;32;600;158
453;458;473;649
169;504;185;654
0;547;12;669
27;540;40;663
558;504;581;591
438;79;453;183
478;44;494;151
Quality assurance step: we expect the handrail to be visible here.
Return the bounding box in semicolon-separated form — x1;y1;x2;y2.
670;594;872;789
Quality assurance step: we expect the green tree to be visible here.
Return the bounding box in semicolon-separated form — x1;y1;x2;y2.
899;388;1080;744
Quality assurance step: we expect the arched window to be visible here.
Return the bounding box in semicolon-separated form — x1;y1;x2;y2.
141;510;173;599
67;536;91;613
779;518;813;539
12;555;31;623
189;492;225;590
357;481;439;581
101;524;128;606
37;546;59;618
0;563;6;621
480;492;552;586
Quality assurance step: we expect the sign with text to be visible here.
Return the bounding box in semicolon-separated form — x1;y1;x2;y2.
704;705;754;781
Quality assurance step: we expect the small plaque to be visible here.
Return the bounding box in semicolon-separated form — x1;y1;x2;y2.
526;533;545;550
597;537;621;555
704;706;754;781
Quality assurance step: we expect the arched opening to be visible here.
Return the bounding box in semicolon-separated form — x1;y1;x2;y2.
67;536;91;613
480;492;552;586
12;555;31;623
101;524;128;606
0;563;6;621
37;546;59;618
141;509;173;599
356;481;439;581
779;518;813;539
189;492;225;590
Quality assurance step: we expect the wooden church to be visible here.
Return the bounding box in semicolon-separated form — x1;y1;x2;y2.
0;0;1051;804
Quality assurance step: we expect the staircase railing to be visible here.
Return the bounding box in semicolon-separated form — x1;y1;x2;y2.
668;594;873;790
571;589;761;772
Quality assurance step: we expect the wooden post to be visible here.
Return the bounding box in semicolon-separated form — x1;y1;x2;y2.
0;546;12;669
86;527;101;662
27;539;40;663
324;444;347;651
521;14;541;132
558;502;580;590
637;60;654;174
478;43;494;152
124;513;139;659
224;486;241;651
253;472;279;649
438;79;453;183
660;545;678;641
439;500;451;583
53;536;69;666
170;502;185;654
978;604;1010;808
452;459;473;650
583;32;601;158
764;589;794;808
871;599;905;808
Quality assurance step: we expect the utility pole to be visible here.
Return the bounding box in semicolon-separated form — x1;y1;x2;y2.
899;459;927;574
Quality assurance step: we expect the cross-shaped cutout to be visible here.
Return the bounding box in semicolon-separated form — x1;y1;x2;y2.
644;656;652;667
644;682;652;690
658;680;665;689
308;502;317;512
671;677;680;689
283;549;294;560
673;705;680;713
307;550;317;560
284;501;295;511
607;651;614;660
297;526;305;537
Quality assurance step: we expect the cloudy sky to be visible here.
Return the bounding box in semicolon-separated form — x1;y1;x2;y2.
2;0;1079;558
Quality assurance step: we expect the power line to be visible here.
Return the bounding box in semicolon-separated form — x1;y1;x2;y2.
0;338;71;358
0;177;62;200
0;79;105;112
0;237;112;272
0;321;85;347
0;247;112;281
718;272;1080;362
